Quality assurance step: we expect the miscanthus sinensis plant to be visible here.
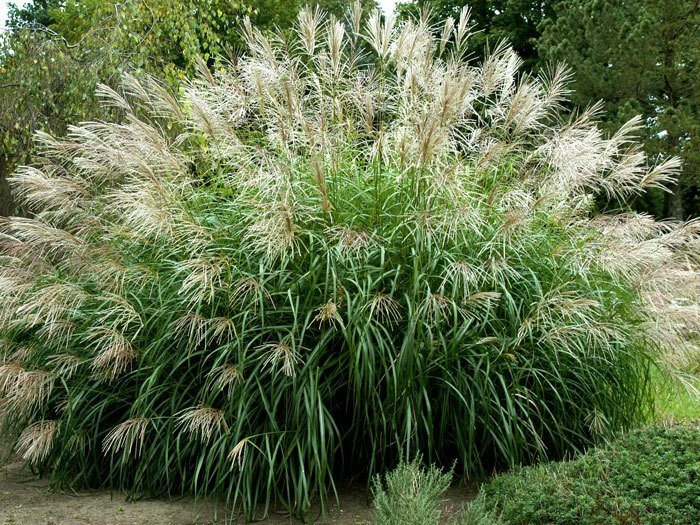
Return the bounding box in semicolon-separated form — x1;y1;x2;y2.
1;5;698;519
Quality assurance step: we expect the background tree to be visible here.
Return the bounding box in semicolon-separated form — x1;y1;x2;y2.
397;0;560;69
0;0;376;216
6;0;61;28
538;0;700;219
0;0;254;215
250;0;376;31
0;28;111;215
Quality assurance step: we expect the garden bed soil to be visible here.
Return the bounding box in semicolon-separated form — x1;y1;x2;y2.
0;445;474;524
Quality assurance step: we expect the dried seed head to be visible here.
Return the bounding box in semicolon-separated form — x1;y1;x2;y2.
17;420;59;465
419;293;465;324
178;257;227;305
228;437;249;470
246;199;302;260
2;367;53;416
103;418;151;459
47;353;84;378
209;316;234;342
443;261;483;298
176;406;229;442
366;10;395;59
230;276;272;310
209;364;244;399
365;293;402;325
260;340;302;377
329;226;372;255
89;328;136;380
172;311;209;345
0;362;24;394
464;291;501;310
314;299;342;326
298;7;321;55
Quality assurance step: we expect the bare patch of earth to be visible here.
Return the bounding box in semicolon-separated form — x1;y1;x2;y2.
0;447;475;525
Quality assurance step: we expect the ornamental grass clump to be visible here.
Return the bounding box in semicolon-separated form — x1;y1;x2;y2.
0;5;698;519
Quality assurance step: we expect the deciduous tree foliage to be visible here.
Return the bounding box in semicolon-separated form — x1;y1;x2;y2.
0;0;376;215
6;0;61;28
0;29;114;215
249;0;377;32
538;0;700;219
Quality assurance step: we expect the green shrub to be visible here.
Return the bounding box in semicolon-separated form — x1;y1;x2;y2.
455;500;504;525
470;423;700;524
0;7;698;519
373;457;452;525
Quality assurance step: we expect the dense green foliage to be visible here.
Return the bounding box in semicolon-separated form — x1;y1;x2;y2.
464;423;700;525
397;0;559;69
2;8;697;519
396;0;700;220
0;0;376;215
0;0;253;215
539;0;700;219
373;457;452;525
6;0;60;28
248;0;377;34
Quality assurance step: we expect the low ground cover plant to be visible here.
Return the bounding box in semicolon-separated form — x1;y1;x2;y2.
0;6;698;519
462;422;700;525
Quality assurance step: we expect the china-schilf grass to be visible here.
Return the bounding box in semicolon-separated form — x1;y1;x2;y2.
1;5;698;519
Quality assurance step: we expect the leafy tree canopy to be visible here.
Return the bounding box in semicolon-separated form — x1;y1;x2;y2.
538;0;699;219
397;0;560;69
7;0;61;28
0;0;376;215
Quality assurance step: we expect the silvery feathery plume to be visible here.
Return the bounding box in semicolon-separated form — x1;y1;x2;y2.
260;340;303;377
103;418;151;459
16;420;59;465
176;406;229;442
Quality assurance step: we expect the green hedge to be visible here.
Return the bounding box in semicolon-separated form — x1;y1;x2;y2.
466;423;700;525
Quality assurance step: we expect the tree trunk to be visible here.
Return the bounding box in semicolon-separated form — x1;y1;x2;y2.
0;155;14;217
659;13;684;221
664;172;684;220
663;126;684;220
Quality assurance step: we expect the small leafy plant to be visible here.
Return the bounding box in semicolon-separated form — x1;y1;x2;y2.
373;457;452;525
0;5;698;519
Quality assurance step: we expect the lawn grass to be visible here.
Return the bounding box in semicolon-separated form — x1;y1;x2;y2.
653;370;700;421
